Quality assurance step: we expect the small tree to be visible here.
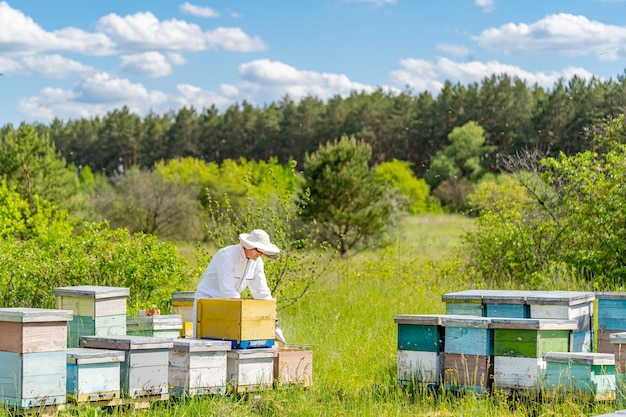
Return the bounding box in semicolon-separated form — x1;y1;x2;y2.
300;135;393;257
375;159;441;215
425;121;496;188
202;160;331;311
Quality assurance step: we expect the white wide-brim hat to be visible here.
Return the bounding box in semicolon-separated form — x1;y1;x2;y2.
239;229;281;256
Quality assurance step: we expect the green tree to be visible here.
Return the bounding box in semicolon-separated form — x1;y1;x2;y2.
0;123;82;214
375;159;441;215
92;167;203;241
300;135;393;257
462;115;626;289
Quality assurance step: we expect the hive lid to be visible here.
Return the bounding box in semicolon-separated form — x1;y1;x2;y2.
227;347;278;359
53;285;130;299
522;291;595;305
172;338;232;352
79;335;174;350
489;318;578;330
394;314;445;326
543;351;615;365
596;292;626;301
66;347;125;364
0;307;73;323
440;315;491;328
170;291;196;303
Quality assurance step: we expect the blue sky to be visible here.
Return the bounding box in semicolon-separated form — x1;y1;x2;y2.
1;0;625;126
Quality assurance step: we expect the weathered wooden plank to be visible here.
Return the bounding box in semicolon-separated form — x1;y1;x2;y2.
66;355;121;400
443;318;493;356
0;321;68;353
394;314;443;326
493;356;544;390
484;303;529;318
274;348;313;387
445;303;484;316
79;335;174;350
543;352;616;399
226;348;277;393
397;323;444;352
493;328;570;358
443;353;493;391
0;307;73;323
397;350;442;385
489;317;578;330
0;351;66;408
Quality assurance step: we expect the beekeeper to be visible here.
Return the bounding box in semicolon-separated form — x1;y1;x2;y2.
192;229;281;338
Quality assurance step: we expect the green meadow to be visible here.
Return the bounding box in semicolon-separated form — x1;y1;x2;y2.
3;214;619;417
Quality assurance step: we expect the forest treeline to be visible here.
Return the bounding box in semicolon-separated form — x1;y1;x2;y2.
5;72;626;179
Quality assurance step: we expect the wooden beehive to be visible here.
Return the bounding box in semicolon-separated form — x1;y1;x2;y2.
54;285;129;347
79;335;172;399
482;291;530;318
543;352;616;401
170;291;195;338
197;298;276;348
0;308;72;409
394;314;446;386
525;291;595;352
398;350;444;386
227;348;277;393
490;318;578;392
273;347;313;387
442;290;485;316
169;339;232;397
127;315;182;338
66;348;124;404
443;353;493;393
0;350;67;408
597;293;626;353
394;314;445;352
441;316;493;356
0;308;73;354
491;318;577;359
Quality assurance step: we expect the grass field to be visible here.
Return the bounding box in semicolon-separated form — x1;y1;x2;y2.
2;214;618;416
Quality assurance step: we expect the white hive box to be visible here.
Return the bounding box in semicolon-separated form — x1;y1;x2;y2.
66;348;124;404
127;315;183;338
169;338;232;396
227;348;278;393
54;285;129;347
0;308;72;409
79;335;173;399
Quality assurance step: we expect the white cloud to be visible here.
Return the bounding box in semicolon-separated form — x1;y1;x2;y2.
390;57;595;94
475;0;495;13
437;43;471;58
96;12;207;52
0;56;22;73
20;55;94;78
474;13;626;60
18;73;174;122
74;72;152;103
237;59;379;101
0;1;116;56
180;2;220;18
204;27;267;52
120;51;175;78
96;11;266;53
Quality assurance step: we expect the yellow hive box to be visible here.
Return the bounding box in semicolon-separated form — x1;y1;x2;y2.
196;298;276;343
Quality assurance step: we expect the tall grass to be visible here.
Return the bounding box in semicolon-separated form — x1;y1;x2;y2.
1;214;618;416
